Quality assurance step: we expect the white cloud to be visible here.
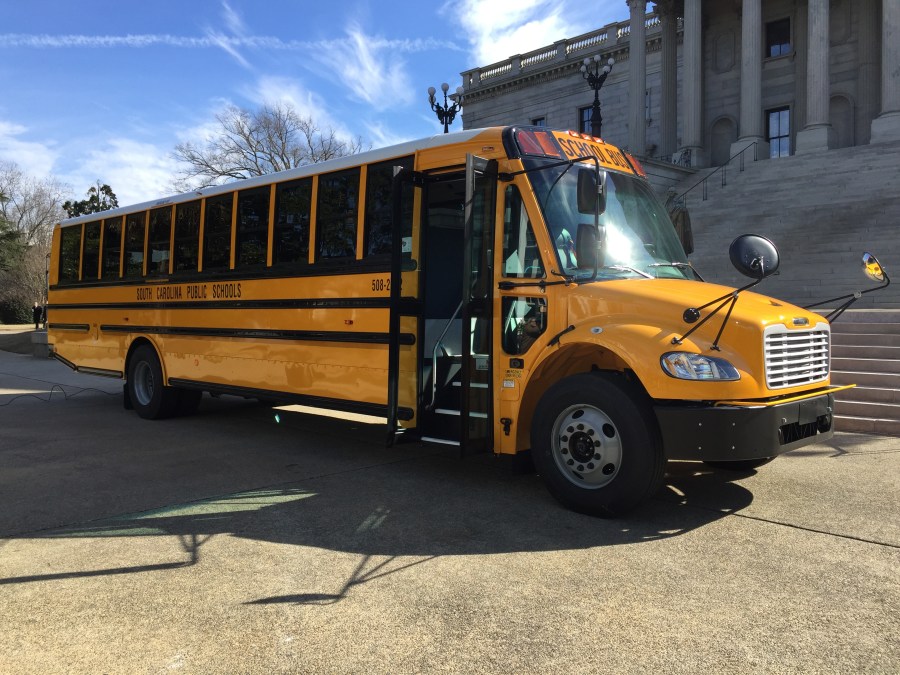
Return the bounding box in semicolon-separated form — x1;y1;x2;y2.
312;24;414;112
0;120;58;179
59;138;182;206
442;0;620;66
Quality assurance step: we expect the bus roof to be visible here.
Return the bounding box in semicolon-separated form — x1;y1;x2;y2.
59;127;498;228
58;125;640;228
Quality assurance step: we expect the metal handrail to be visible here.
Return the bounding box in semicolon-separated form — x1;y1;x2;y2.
428;300;464;411
677;141;759;205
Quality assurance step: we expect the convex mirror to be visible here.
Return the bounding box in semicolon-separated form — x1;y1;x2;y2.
729;234;780;279
862;252;885;283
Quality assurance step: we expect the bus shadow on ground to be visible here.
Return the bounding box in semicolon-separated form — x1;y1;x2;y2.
3;418;755;592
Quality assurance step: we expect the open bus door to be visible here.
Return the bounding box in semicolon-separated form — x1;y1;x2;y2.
407;156;496;454
386;165;422;444
459;155;497;456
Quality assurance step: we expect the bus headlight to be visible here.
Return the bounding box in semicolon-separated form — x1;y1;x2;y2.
660;352;740;381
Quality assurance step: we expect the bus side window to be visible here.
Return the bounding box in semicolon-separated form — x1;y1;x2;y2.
273;178;311;267
148;207;172;276
502;296;547;354
203;193;233;271
502;185;543;279
102;216;123;278
173;201;200;273
81;220;101;281
364;156;413;258
58;225;81;283
123;211;146;278
316;167;360;261
236;186;270;269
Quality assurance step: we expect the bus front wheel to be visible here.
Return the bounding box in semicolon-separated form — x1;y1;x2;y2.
127;344;179;420
531;372;664;517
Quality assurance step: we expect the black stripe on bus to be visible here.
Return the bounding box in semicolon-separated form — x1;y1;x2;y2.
99;324;416;345
47;323;91;331
49;256;418;291
168;378;414;421
47;297;392;312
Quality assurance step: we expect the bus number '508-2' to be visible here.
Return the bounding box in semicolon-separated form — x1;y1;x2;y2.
371;278;391;292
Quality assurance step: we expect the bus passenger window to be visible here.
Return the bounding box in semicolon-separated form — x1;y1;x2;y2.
364;156;413;258
502;185;543;278
173;201;200;273
316;167;359;261
203;193;233;271
102;216;123;278
148;207;172;276
273;178;311;266
236;186;270;268
124;212;146;278
81;220;101;281
58;226;81;283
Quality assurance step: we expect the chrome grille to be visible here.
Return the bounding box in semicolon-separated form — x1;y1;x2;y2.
764;324;830;389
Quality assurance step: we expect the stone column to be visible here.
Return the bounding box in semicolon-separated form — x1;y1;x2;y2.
681;0;706;166
796;0;835;153
856;0;878;145
732;0;768;157
656;0;678;157
628;0;647;154
871;0;900;142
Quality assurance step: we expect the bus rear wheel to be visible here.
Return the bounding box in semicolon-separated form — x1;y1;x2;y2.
128;344;179;420
531;372;664;517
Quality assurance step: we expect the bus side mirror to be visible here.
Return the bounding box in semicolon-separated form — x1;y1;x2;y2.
729;234;780;279
577;168;606;216
862;252;885;283
576;222;603;269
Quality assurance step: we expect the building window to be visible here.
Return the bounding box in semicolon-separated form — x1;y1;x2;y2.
767;107;791;158
766;18;791;58
532;117;546;127
579;107;592;134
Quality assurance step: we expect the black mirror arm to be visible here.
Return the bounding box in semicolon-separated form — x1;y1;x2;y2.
672;295;734;346
672;275;763;347
803;268;890;322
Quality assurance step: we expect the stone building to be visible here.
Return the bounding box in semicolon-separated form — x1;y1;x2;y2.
458;0;899;168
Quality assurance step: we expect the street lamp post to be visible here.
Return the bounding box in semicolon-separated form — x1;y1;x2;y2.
580;56;615;138
427;83;464;134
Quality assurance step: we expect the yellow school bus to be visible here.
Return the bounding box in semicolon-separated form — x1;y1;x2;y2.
48;126;847;516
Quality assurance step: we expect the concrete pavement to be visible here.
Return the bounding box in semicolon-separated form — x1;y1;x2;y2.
0;350;898;673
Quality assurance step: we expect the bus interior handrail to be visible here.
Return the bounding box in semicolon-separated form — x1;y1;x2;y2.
429;300;464;411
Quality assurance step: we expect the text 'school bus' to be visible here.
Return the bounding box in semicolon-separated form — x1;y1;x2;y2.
48;126;865;516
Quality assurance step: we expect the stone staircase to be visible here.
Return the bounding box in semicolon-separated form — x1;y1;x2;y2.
829;310;900;436
677;140;900;310
674;142;900;436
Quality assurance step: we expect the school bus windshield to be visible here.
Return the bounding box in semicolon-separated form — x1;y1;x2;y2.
525;159;695;281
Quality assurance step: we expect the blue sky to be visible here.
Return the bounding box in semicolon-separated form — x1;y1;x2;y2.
1;1;623;205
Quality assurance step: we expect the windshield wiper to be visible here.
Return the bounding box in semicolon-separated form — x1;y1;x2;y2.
649;262;703;280
600;265;653;279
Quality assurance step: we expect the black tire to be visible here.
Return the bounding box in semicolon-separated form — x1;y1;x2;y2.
127;344;179;420
704;457;775;472
531;372;664;517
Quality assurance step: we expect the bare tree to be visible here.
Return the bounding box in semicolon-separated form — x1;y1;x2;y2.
0;161;67;248
0;163;66;322
172;103;366;189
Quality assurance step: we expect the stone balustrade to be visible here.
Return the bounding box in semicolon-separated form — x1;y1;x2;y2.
463;12;669;88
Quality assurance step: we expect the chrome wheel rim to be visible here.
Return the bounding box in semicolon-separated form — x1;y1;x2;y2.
132;360;155;407
551;404;622;489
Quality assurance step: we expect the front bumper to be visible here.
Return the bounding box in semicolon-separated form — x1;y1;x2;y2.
655;390;836;461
